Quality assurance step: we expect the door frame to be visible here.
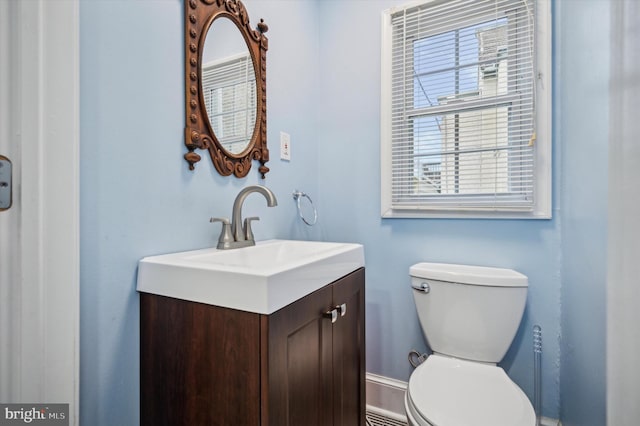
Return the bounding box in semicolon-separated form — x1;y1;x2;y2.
3;0;79;423
607;0;640;422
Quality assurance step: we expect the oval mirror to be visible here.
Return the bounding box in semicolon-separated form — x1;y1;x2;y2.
184;0;269;178
201;17;257;156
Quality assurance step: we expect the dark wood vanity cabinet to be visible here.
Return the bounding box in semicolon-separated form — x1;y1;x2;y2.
140;268;365;426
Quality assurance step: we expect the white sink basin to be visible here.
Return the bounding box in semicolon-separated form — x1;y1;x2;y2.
136;239;364;314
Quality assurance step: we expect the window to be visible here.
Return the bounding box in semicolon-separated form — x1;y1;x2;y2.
202;52;256;154
381;0;551;218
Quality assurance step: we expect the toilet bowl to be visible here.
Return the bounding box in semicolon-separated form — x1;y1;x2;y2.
406;263;536;426
405;355;535;426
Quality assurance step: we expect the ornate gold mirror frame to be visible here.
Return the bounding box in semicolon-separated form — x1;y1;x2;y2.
184;0;269;178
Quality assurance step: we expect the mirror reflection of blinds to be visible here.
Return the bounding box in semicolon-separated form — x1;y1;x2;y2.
389;0;536;211
202;53;256;152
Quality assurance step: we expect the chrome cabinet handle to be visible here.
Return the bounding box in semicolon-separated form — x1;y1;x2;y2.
325;303;347;323
324;308;338;323
337;303;347;317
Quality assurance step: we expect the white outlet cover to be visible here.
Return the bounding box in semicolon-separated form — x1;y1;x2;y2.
280;131;291;161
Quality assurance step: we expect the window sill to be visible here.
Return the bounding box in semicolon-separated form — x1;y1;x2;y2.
381;207;552;220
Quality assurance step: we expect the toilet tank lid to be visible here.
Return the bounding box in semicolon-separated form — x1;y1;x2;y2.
410;262;528;287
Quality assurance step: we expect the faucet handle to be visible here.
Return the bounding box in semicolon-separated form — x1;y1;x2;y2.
210;217;229;223
210;217;234;249
243;216;260;242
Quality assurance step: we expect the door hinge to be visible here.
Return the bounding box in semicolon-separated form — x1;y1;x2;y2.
0;155;12;211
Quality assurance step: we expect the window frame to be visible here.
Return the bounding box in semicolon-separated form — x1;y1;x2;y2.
380;0;552;219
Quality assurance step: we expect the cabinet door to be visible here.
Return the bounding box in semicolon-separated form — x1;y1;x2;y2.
267;284;334;426
141;294;261;426
331;268;366;426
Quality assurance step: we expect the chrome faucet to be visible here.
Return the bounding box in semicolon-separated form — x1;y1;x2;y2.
210;185;278;250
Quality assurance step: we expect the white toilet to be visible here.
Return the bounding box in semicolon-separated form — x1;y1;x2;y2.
405;262;536;426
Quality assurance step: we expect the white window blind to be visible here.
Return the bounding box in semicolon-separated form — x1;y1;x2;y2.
382;0;549;217
202;52;256;154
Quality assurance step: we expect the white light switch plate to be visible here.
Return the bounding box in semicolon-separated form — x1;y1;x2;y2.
280;132;291;161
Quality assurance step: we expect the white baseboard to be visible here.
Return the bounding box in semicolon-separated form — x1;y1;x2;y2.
365;372;561;426
366;373;408;421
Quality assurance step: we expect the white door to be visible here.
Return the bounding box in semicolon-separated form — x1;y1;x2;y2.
0;0;19;402
0;1;79;424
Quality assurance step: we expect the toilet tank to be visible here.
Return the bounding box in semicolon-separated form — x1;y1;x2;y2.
410;263;528;364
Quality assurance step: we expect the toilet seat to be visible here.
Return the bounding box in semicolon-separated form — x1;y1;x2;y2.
406;354;535;426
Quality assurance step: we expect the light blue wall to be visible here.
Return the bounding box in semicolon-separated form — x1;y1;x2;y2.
79;1;321;424
312;0;609;422
557;1;609;425
79;0;608;424
314;0;562;418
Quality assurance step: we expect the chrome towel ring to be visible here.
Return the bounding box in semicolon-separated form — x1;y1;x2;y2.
292;190;317;226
